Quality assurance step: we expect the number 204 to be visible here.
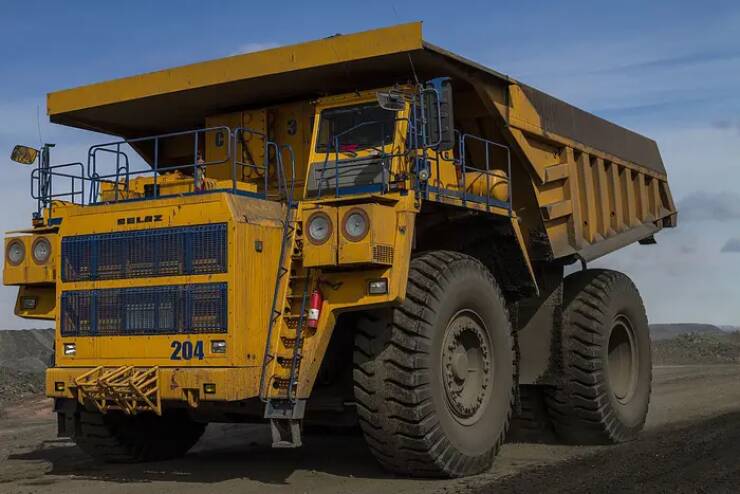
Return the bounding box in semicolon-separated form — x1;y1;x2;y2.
170;340;205;360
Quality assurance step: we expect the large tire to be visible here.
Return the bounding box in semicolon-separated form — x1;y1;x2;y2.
74;409;206;462
353;251;515;478
546;269;651;444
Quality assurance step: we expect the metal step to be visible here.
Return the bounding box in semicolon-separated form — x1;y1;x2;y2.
266;399;306;448
276;355;301;368
281;336;301;348
272;377;294;389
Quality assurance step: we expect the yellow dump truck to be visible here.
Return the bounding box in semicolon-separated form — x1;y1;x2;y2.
4;23;676;477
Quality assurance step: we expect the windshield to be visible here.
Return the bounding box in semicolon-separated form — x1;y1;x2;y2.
315;103;396;153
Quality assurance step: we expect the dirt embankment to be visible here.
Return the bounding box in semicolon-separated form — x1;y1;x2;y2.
649;323;727;341
652;331;740;365
0;329;53;410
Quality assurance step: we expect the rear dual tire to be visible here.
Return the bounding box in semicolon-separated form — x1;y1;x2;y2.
353;251;515;478
546;269;652;444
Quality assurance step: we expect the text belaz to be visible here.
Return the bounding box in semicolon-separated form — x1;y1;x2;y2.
117;214;163;225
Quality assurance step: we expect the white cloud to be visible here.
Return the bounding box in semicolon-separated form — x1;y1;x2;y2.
651;126;740;200
680;192;740;222
591;218;740;326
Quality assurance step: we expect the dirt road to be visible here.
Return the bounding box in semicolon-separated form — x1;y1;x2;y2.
1;365;739;494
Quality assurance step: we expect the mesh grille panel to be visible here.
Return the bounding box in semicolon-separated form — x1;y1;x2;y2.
372;244;394;265
61;283;227;336
62;224;227;282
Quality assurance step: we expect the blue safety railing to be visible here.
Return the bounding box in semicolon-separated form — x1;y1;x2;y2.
311;85;443;200
310;82;513;214
31;161;86;210
30;126;296;214
426;132;513;214
29;83;511;215
410;83;514;215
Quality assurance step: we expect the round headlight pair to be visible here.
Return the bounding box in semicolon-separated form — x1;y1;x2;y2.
306;208;370;245
7;238;51;266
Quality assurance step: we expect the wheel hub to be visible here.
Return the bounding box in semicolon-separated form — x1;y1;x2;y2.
608;315;638;404
442;310;492;423
451;350;470;381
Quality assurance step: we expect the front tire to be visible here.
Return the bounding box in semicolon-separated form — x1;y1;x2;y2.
546;269;651;444
74;409;206;462
353;251;515;477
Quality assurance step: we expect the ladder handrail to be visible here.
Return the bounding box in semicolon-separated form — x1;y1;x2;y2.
259;143;298;402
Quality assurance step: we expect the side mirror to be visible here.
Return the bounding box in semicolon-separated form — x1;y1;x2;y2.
10;145;39;165
423;78;455;151
376;91;405;111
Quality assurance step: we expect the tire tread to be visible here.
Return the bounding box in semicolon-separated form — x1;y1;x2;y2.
353;251;515;477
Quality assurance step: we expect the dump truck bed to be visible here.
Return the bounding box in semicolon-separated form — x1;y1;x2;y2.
46;22;676;263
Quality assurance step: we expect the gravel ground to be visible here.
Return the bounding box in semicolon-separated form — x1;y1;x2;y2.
1;365;739;494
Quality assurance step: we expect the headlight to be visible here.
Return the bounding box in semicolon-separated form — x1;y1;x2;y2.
6;240;25;265
32;237;51;264
342;208;369;241
306;212;332;245
63;343;76;356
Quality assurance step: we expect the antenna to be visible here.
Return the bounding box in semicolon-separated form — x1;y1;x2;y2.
385;7;420;86
407;53;420;86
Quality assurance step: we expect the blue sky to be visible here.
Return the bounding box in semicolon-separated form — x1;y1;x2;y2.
1;0;740;328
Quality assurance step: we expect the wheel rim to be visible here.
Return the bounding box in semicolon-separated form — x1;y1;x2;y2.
441;309;493;425
608;315;638;404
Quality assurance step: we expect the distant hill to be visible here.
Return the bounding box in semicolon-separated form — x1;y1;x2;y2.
649;323;725;341
0;328;54;373
653;332;740;365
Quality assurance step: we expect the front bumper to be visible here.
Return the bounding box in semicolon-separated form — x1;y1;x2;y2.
47;366;262;406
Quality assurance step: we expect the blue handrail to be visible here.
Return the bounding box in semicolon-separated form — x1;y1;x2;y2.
30;127;297;210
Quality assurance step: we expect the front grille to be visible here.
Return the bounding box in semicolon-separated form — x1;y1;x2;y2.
61;283;227;336
61;224;227;282
372;244;394;265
